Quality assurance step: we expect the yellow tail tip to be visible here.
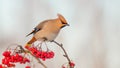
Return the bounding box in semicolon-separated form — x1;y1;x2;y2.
25;44;31;49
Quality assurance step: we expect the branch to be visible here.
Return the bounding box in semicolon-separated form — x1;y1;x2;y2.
52;40;74;68
29;52;47;68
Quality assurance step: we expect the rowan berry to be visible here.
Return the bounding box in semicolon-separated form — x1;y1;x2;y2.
70;62;75;67
0;64;2;68
25;66;31;68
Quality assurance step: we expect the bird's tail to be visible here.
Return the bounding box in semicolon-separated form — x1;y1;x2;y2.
26;30;35;37
25;37;36;49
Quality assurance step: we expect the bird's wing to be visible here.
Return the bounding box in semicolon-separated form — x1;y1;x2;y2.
26;20;50;37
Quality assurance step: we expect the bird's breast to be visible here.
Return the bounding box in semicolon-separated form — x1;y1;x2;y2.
34;28;60;41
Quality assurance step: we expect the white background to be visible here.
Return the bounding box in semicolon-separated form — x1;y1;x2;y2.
0;0;120;68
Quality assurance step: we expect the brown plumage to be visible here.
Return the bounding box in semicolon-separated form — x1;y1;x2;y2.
26;14;69;46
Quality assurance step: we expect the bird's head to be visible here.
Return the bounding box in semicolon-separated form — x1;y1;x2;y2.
57;14;69;28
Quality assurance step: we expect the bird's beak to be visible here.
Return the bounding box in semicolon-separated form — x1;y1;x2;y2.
66;24;70;26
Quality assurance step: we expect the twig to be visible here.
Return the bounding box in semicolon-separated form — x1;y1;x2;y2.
52;40;74;68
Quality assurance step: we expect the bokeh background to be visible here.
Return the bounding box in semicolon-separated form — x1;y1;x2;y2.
0;0;120;68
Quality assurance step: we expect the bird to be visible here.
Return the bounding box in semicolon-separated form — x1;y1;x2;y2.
25;14;69;47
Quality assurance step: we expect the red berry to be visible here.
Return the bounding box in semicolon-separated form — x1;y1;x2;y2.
2;59;5;64
31;48;38;55
62;66;66;68
21;58;30;64
48;51;54;58
25;66;31;68
70;62;75;67
7;63;15;67
0;64;3;68
18;57;23;62
36;51;41;57
41;57;46;61
46;53;51;58
2;51;11;57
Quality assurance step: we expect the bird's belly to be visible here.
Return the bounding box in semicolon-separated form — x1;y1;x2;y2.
47;33;58;41
34;31;59;41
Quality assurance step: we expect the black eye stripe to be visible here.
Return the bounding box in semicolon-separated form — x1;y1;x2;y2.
61;21;66;24
60;25;66;28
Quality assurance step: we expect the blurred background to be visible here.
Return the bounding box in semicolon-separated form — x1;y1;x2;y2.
0;0;120;68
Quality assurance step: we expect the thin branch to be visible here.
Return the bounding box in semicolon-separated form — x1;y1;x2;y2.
52;40;74;68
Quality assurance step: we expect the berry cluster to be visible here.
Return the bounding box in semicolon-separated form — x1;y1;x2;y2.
0;51;30;68
25;46;54;61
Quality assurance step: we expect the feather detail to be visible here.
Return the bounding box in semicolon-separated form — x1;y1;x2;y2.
26;28;40;37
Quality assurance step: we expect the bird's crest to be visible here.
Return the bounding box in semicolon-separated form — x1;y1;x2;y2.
57;13;67;24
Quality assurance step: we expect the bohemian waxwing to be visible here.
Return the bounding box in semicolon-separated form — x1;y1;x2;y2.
25;14;69;47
